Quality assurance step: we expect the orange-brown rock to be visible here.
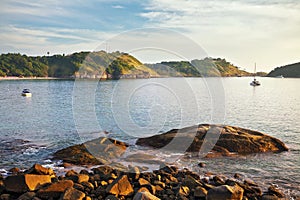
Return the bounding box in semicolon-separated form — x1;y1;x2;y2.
106;175;134;196
4;174;51;193
25;164;55;177
136;124;288;157
53;137;128;165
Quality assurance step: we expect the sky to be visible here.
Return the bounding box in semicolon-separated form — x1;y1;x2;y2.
1;0;300;72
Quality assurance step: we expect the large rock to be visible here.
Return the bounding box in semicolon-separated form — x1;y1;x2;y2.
106;175;134;196
206;184;244;200
36;180;74;199
25;164;55;177
133;191;161;200
4;174;51;193
53;137;128;165
60;187;86;200
136;124;288;156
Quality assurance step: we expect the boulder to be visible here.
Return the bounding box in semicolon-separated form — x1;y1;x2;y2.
66;174;89;183
133;191;161;200
136;124;288;156
60;187;85;200
106;175;134;196
53;137;128;165
36;180;74;199
206;184;244;200
25;164;55;177
4;174;51;193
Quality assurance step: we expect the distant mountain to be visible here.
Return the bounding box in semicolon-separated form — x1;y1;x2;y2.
147;58;251;77
267;62;300;78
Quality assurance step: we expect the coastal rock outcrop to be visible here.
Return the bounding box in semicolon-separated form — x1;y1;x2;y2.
136;124;288;157
53;137;128;165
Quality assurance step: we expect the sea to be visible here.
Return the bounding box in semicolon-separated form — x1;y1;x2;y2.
0;77;299;198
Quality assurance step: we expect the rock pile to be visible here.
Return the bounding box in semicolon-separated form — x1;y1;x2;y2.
0;164;286;200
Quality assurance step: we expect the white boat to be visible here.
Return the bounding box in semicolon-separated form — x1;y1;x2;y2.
250;63;261;86
275;75;284;78
22;89;32;97
250;78;261;86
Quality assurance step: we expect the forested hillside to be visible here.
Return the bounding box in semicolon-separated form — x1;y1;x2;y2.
267;62;300;78
147;58;250;77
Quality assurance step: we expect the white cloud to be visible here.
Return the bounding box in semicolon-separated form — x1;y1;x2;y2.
112;5;124;9
139;0;300;71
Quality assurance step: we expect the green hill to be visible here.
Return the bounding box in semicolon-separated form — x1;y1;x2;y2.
0;51;158;79
267;62;300;78
147;58;251;77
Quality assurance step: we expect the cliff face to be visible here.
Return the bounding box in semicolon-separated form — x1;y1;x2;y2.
267;62;300;78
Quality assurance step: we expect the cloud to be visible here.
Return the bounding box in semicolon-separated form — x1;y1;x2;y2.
112;5;124;9
139;0;300;71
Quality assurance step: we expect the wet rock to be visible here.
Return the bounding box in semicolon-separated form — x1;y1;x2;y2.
198;162;206;168
4;174;51;193
9;167;20;174
36;180;74;199
136;124;288;156
25;164;55;177
17;192;35;200
268;185;285;198
206;184;244;200
106;175;134;196
53;137;128;165
133;191;160;200
60;187;85;200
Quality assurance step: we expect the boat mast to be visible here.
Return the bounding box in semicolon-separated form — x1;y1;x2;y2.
254;63;256;79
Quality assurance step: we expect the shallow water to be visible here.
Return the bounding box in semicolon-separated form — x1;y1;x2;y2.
0;77;299;197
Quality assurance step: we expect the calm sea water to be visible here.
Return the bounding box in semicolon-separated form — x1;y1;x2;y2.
0;77;299;197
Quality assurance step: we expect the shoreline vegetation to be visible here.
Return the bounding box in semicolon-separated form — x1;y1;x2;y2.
1;124;294;199
0;51;269;80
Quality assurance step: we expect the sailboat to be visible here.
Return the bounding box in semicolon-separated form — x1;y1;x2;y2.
250;63;261;86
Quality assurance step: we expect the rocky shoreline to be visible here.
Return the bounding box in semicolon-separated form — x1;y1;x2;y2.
0;124;294;199
0;163;288;200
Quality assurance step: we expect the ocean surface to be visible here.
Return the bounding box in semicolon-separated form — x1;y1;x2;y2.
0;77;299;197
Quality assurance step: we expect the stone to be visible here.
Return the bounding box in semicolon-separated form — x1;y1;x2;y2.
138;178;151;186
17;192;36;200
36;180;74;199
198;162;206;168
206;184;244;200
66;174;89;183
178;186;190;196
60;187;85;200
106;175;134;196
268;185;284;198
25;164;55;177
193;186;207;198
136;124;288;156
9;167;20;174
53;137;128;165
4;174;51;193
133;191;161;200
182;175;202;189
